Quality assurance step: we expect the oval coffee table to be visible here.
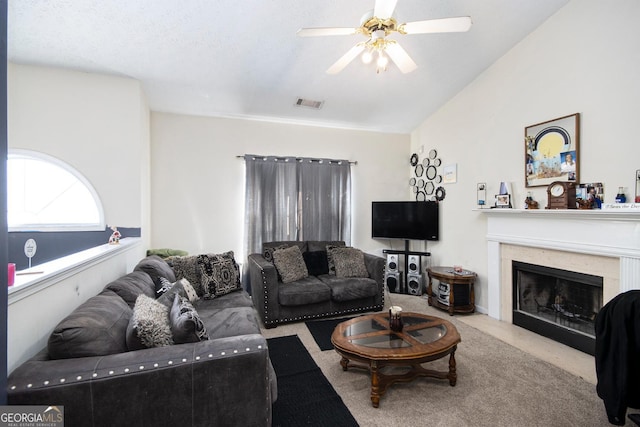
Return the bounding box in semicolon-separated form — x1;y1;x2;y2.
331;312;461;407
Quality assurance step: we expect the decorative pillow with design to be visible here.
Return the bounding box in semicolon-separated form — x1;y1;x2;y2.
263;244;289;264
330;247;369;278
273;245;309;283
198;252;242;299
170;294;209;344
167;255;204;296
302;250;329;276
156;278;199;308
126;294;173;350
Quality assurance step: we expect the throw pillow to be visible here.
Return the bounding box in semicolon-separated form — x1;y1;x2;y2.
302;250;329;276
167;255;204;296
156;278;199;308
126;294;173;350
263;244;289;263
326;244;344;275
272;245;309;283
198;253;242;299
330;247;369;278
170;294;209;344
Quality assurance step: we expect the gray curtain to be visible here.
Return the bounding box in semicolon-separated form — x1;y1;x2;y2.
243;155;351;258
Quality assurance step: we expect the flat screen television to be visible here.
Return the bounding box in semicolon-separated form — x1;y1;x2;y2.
371;201;439;241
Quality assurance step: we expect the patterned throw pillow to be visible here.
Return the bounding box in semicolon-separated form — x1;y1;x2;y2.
272;245;309;283
198;253;242;299
127;294;173;349
170;294;209;344
167;255;204;296
156;278;199;308
330;247;369;278
263;244;289;263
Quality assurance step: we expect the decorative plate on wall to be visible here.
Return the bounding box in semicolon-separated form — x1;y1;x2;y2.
429;149;438;159
422;158;430;167
435;186;446;201
415;164;424;177
426;165;437;180
425;181;435;195
416;191;426;201
409;177;416;186
410;153;419;166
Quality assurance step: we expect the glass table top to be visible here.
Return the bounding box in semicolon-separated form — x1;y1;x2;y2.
343;315;448;349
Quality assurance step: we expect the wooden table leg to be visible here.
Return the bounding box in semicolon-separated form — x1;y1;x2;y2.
448;347;457;386
370;360;381;408
448;283;455;315
340;356;350;371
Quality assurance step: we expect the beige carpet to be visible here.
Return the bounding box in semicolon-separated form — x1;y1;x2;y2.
261;293;628;427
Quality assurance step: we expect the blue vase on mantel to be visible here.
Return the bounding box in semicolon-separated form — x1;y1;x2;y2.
615;187;627;203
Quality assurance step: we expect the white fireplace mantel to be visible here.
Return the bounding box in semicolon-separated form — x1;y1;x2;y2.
478;209;640;320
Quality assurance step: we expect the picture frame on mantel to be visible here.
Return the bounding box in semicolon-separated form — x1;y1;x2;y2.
524;113;580;188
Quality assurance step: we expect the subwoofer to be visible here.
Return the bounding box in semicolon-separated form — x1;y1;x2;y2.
386;254;399;273
407;273;423;296
385;271;401;294
407;255;421;275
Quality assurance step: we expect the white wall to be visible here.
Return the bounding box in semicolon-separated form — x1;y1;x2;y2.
8;63;150;233
411;0;640;311
150;112;409;259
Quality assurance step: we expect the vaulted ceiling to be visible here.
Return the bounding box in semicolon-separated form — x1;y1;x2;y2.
9;1;569;133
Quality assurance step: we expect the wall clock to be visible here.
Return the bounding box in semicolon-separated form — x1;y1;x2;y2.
546;181;577;209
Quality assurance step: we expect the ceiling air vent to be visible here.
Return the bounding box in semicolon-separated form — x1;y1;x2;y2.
295;97;324;110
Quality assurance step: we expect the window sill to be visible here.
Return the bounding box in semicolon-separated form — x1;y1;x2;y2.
8;237;142;305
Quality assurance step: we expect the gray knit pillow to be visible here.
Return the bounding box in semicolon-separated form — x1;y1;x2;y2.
330;247;369;278
272;245;309;283
127;294;173;349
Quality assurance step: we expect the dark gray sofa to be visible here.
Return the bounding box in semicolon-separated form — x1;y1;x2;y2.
8;255;277;427
248;241;385;328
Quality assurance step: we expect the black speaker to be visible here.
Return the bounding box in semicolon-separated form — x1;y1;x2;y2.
407;255;421;275
407;273;423;296
385;271;401;293
386;254;399;273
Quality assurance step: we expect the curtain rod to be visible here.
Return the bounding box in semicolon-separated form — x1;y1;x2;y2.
236;155;357;165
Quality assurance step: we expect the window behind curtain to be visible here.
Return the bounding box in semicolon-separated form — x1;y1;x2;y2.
243;155;351;257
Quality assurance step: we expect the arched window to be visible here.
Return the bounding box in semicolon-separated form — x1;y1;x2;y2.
7;149;105;231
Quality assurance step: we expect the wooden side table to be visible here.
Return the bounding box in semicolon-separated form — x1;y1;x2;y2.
427;267;476;315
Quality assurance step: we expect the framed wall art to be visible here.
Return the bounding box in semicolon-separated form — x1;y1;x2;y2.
524;113;580;188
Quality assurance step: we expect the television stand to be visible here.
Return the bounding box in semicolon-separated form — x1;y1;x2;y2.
383;240;431;294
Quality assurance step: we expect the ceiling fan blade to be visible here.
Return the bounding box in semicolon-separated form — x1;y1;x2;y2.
297;27;359;37
385;42;417;74
374;0;398;19
326;44;365;74
401;16;472;34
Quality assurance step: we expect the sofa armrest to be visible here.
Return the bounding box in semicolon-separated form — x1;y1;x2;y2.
248;253;280;327
364;253;386;307
9;334;275;427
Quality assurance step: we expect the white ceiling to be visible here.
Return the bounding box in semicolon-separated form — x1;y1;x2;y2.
8;0;569;134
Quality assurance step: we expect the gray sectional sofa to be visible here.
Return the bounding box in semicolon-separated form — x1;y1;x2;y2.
8;255;277;427
248;240;385;328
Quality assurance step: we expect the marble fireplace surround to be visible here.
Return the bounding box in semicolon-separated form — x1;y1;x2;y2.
482;209;640;322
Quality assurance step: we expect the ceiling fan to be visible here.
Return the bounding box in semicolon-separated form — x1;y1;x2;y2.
297;0;472;74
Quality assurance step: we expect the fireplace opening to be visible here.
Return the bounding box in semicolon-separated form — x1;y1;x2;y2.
512;261;603;355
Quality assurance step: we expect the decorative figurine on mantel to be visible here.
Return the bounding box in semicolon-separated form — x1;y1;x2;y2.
108;226;121;245
524;192;539;209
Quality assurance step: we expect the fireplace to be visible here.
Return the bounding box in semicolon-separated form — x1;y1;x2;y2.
512;261;603;355
482;209;640;355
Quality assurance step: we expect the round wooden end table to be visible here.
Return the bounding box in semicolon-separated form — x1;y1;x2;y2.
427;267;477;315
331;312;461;408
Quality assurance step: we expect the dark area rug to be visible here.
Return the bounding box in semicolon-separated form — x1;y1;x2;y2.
305;316;356;351
268;335;358;427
